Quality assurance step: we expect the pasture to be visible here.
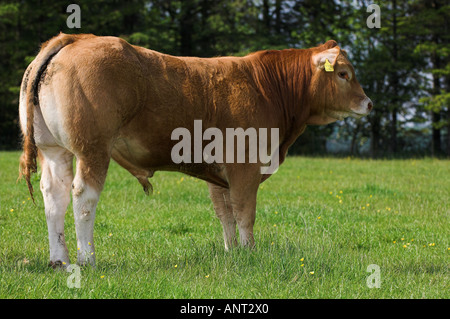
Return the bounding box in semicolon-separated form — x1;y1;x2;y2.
0;151;448;299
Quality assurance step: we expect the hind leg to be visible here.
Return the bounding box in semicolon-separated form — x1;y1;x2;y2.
207;183;237;250
72;154;110;266
39;146;74;268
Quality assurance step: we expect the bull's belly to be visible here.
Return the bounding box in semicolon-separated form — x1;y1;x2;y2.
111;135;229;188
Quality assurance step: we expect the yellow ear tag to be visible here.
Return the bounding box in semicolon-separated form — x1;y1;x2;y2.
324;59;334;72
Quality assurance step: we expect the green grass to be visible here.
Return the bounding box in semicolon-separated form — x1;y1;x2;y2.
0;151;448;298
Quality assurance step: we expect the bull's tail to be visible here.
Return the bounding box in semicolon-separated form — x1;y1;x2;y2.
19;33;94;201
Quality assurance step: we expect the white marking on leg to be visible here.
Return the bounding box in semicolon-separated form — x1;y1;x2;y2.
222;219;237;251
221;194;237;251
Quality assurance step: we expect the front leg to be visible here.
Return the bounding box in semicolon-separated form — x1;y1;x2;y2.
207;182;237;251
227;165;260;247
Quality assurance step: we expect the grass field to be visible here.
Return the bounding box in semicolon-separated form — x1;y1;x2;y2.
0;151;448;299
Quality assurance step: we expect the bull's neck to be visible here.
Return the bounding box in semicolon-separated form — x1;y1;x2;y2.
248;48;313;143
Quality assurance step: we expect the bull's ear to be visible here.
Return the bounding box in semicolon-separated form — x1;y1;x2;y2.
319;39;338;50
311;47;340;72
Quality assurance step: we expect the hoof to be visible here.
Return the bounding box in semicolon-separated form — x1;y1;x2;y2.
48;260;68;270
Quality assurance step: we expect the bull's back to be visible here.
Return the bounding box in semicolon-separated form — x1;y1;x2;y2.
116;52;264;171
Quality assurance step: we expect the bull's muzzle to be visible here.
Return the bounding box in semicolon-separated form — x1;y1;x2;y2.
353;97;373;117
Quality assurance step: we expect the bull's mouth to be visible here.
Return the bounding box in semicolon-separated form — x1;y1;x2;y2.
326;111;352;120
327;110;369;120
349;110;369;119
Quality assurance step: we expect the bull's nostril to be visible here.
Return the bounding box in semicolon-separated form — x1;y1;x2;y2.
367;101;373;111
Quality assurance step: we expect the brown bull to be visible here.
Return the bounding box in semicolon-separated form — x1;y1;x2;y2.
19;33;372;267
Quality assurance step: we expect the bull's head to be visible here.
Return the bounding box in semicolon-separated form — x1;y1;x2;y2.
307;40;372;125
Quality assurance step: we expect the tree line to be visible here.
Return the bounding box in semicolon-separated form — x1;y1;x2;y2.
0;0;448;157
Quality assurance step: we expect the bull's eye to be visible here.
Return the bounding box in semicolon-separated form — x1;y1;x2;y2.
338;71;349;80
